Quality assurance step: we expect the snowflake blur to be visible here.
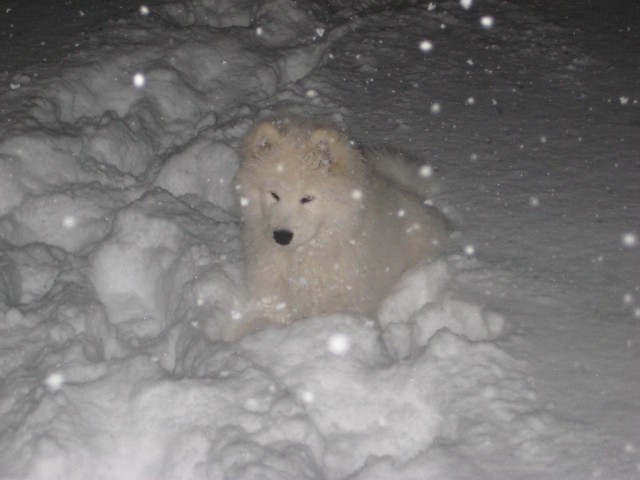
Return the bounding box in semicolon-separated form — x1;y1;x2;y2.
132;73;146;88
327;333;351;355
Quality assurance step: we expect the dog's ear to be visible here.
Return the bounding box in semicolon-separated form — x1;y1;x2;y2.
309;127;343;169
244;121;282;159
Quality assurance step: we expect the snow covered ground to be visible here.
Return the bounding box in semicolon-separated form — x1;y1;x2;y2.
0;0;638;478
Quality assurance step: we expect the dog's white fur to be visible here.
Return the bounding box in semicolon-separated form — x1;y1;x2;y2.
235;117;448;323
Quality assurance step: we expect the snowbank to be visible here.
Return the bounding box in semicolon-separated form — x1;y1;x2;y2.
1;0;629;478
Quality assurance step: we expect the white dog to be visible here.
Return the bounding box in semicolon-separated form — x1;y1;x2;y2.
235;117;448;323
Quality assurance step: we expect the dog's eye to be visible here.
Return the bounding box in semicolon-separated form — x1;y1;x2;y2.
270;192;280;201
300;195;314;204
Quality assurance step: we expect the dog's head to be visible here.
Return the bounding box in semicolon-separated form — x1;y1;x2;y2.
236;118;364;248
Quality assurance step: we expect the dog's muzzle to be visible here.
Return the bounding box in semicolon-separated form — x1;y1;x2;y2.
273;229;294;246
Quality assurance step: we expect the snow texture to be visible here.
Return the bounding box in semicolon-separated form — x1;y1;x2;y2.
0;0;639;479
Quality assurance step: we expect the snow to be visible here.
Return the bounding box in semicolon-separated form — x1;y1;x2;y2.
622;232;637;248
480;16;494;28
0;0;639;479
419;40;434;53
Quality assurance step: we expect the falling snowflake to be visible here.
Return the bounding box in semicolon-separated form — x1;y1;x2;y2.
139;5;150;15
464;245;475;256
62;216;76;228
419;165;433;178
327;333;351;355
622;232;637;248
244;398;260;411
430;102;441;114
240;197;250;207
300;390;315;403
45;372;65;391
351;189;363;201
460;0;473;10
480;16;494;28
132;73;146;88
419;40;433;53
529;196;540;207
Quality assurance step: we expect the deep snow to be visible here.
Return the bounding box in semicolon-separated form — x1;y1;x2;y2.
0;0;638;479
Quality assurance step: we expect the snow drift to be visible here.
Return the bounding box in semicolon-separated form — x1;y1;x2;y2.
1;0;636;479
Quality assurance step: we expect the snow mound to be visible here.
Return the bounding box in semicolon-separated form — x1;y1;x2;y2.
154;294;572;479
90;189;242;344
157;0;257;28
379;259;505;359
0;0;605;478
0;230;577;479
158;0;322;47
153;138;239;211
0;186;116;253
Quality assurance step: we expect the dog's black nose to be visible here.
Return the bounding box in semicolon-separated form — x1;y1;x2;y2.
273;229;293;245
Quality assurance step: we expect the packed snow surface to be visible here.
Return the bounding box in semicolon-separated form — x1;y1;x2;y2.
0;0;639;479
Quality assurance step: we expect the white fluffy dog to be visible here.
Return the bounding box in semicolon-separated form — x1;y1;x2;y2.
235;117;448;323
